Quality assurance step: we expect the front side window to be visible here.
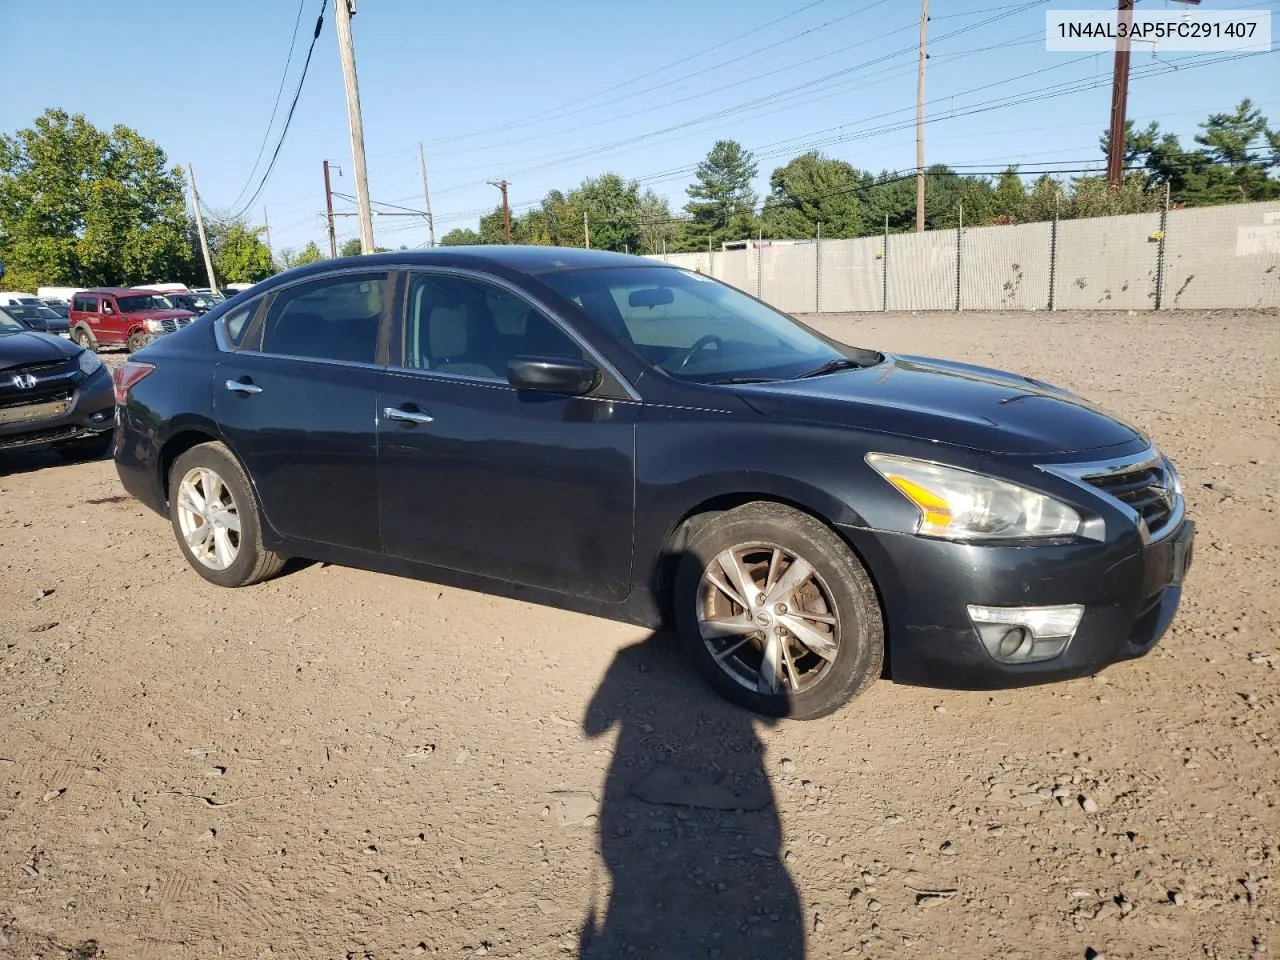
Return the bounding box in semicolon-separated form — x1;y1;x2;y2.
0;308;25;334
401;272;581;380
540;266;862;384
261;273;386;364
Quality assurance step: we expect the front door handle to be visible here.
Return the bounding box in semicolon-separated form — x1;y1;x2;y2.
383;405;434;425
225;379;263;395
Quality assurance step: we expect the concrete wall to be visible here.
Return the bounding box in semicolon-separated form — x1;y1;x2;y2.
649;200;1280;313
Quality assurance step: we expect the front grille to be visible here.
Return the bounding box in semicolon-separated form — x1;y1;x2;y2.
0;424;82;449
158;317;196;334
1084;458;1179;538
0;386;73;411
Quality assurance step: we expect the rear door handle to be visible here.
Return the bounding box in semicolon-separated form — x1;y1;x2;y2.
383;406;434;425
225;379;263;395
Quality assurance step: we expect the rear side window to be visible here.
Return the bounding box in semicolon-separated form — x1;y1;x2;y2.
74;296;98;312
222;303;255;347
260;273;386;364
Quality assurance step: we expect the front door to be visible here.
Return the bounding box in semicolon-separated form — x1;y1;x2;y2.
377;270;638;602
214;271;389;553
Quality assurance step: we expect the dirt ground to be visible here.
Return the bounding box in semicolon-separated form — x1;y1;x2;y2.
1;308;1277;960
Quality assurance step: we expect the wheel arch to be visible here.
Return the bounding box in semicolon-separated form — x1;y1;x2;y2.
649;487;886;629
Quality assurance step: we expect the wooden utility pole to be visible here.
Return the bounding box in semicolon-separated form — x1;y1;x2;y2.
1106;0;1135;189
263;206;273;260
187;163;219;294
583;210;590;249
323;160;339;258
335;0;375;253
418;141;436;248
488;179;511;243
915;0;928;232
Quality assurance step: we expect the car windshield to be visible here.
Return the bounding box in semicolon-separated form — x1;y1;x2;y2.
6;304;58;321
539;265;870;383
117;294;173;312
0;308;26;334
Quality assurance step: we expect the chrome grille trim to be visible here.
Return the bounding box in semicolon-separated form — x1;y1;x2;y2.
1040;447;1184;544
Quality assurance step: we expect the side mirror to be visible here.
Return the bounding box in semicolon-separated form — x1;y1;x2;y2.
507;355;600;395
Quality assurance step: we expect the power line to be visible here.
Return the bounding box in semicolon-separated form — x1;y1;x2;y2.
219;0;329;223
221;0;308;213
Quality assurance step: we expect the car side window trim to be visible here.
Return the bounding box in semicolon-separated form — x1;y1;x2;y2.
391;266;641;402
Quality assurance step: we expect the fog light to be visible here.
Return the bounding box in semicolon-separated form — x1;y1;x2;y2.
967;604;1084;664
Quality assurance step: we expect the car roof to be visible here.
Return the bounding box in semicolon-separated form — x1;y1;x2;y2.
77;287;165;296
289;246;678;278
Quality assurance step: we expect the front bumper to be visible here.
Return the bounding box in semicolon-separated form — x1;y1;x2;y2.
0;366;115;450
842;517;1194;689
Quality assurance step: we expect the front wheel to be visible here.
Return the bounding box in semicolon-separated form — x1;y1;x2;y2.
127;331;149;354
674;502;884;720
73;328;96;352
168;441;286;587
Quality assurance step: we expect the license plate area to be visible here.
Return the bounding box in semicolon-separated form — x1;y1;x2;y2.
0;397;70;425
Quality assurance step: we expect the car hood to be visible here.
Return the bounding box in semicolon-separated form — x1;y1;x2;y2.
0;330;81;369
734;353;1145;456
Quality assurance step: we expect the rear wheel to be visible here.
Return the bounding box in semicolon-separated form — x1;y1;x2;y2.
674;502;883;720
53;430;114;462
168;442;286;588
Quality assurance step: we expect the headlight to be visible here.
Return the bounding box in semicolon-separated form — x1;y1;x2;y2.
77;349;102;376
143;318;164;333
866;454;1082;540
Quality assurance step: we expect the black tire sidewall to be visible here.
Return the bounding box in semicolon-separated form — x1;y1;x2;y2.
674;504;884;720
168;444;267;588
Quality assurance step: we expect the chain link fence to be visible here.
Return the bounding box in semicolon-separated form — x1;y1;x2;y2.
650;200;1280;312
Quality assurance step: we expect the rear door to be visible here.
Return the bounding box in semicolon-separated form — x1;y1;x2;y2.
376;269;639;601
214;270;389;553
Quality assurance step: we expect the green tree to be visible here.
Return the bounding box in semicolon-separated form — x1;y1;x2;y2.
683;140;759;250
440;227;482;246
287;241;326;267
990;167;1027;224
636;189;677;255
340;237;363;257
213;221;275;282
761;151;865;239
1068;172;1160;218
572;173;642;252
0;109;192;291
1021;173;1067;222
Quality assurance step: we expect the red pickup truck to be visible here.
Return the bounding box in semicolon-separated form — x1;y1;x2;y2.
69;288;198;353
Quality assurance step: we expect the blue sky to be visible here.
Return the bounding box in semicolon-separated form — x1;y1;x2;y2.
1;0;1275;254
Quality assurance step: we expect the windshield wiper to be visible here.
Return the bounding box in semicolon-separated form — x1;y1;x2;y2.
715;376;780;384
793;357;862;379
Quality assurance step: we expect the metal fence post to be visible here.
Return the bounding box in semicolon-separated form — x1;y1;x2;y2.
747;236;757;300
882;214;889;311
955;201;963;312
1154;181;1170;309
815;222;822;313
1048;194;1059;311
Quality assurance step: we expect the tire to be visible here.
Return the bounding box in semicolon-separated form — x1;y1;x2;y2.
73;327;96;352
53;430;114;462
127;331;149;354
673;502;884;720
168;441;286;588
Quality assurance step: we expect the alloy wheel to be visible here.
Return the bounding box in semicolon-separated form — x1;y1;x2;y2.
696;541;841;696
175;467;242;571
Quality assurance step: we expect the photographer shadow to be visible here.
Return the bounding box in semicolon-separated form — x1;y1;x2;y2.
578;630;804;960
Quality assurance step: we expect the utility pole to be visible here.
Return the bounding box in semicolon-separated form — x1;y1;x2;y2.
487;179;511;244
187;163;219;294
263;206;273;260
1106;0;1135;190
323;160;339;258
418;141;436;248
335;0;375;253
915;0;928;232
583;210;590;249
